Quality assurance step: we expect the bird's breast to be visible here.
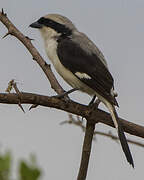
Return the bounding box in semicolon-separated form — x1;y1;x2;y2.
45;38;58;62
45;38;77;85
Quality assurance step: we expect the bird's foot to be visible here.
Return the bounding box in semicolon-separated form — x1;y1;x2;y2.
88;95;96;107
89;97;101;110
52;88;79;101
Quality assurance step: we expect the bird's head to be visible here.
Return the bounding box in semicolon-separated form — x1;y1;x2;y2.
29;14;77;40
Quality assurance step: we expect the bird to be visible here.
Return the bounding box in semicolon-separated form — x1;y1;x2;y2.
29;14;134;167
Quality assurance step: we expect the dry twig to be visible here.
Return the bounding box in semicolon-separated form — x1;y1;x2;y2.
62;114;144;148
6;79;25;112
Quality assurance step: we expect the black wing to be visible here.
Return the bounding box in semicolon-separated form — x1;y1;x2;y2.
57;38;117;105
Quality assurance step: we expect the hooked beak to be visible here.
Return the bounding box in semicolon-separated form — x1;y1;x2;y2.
29;21;43;29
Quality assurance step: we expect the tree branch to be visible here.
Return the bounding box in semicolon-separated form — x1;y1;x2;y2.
77;121;95;180
0;92;143;138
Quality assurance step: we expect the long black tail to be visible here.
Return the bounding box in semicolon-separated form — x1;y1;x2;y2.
106;102;134;167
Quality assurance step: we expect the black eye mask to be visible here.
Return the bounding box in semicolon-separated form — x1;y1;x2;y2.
37;17;72;36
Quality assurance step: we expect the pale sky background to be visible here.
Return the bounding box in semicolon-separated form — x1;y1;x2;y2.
0;0;144;179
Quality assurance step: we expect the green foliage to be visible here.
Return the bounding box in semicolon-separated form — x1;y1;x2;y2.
0;151;11;180
0;152;42;180
19;155;41;180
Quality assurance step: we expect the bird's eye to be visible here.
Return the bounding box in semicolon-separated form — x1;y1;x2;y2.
48;20;53;24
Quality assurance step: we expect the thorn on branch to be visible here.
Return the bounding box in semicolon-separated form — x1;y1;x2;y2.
29;104;38;111
44;62;51;68
25;36;34;41
18;102;25;113
2;32;10;39
1;8;7;16
44;62;48;66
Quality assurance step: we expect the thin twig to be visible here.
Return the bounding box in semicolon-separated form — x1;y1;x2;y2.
94;131;144;147
5;79;25;112
12;81;25;113
61;114;144;148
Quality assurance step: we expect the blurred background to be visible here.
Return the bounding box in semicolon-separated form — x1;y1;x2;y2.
0;0;144;179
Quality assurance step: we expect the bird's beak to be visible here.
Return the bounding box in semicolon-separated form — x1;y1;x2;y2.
29;21;43;29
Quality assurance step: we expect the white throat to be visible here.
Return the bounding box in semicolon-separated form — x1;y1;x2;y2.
40;27;60;64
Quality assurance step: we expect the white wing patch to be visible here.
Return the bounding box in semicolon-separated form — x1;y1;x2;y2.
75;72;91;79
